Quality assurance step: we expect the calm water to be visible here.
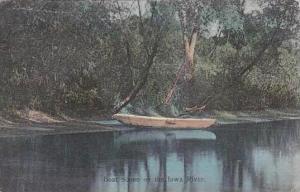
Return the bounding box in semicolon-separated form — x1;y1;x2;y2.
1;120;300;192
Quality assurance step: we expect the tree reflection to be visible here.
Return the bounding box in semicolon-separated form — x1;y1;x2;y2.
213;120;300;192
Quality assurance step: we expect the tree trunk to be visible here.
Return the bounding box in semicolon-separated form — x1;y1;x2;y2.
185;29;197;81
164;28;198;104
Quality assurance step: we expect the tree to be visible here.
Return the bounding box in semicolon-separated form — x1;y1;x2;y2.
164;0;216;105
112;0;174;114
200;0;300;108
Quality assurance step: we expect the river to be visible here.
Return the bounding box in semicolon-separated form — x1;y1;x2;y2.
0;120;300;192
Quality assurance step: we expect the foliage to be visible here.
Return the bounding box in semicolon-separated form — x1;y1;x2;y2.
0;0;299;115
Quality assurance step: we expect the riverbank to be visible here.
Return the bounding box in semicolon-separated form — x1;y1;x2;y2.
0;110;132;137
211;109;300;124
1;109;300;137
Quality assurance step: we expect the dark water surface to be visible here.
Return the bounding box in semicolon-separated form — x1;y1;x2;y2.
1;120;300;192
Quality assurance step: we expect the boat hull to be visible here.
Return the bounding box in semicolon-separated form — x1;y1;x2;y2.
112;114;216;129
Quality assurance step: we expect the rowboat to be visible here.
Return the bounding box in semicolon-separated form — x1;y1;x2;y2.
112;114;216;129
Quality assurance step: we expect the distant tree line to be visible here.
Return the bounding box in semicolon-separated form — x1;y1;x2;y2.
0;0;299;116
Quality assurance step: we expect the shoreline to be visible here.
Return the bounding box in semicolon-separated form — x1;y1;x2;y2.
211;109;300;125
0;120;135;138
0;109;300;137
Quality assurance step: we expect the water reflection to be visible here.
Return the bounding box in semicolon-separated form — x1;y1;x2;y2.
0;120;300;192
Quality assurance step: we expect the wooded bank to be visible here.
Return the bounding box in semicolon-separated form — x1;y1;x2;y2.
0;0;299;117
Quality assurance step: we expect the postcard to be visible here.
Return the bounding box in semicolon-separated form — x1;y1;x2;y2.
0;0;300;191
